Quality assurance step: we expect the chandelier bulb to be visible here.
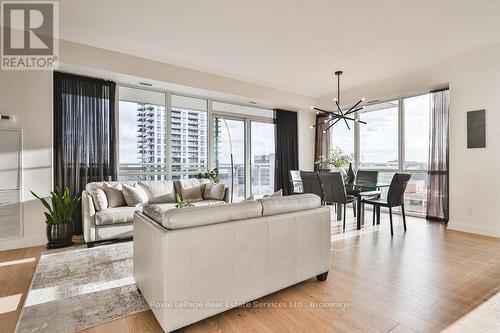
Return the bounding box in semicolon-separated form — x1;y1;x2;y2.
309;125;314;129
322;130;327;134
324;119;328;123
361;97;366;102
316;111;320;115
310;106;315;110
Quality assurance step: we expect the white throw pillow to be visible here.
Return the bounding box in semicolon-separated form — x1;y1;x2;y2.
178;179;203;202
138;180;175;204
89;188;108;211
263;189;283;198
102;182;127;208
122;183;149;207
204;183;226;201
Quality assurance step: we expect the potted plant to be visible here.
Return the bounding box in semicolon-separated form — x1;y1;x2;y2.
195;168;220;183
315;147;353;178
31;187;80;249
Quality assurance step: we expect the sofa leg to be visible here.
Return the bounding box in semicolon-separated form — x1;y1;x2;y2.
137;287;142;294
316;272;328;281
87;242;95;248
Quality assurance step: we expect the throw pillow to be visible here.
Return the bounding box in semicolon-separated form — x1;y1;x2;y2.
122;183;149;207
203;183;226;201
178;179;203;202
263;189;283;198
138;180;176;204
89;188;108;211
102;182;127;208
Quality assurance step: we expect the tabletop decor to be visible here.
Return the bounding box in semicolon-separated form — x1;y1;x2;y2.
314;147;352;178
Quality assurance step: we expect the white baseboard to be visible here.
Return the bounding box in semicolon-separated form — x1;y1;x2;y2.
0;236;46;252
447;221;500;239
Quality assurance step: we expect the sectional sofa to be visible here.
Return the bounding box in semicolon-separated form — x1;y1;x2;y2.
134;193;331;332
82;178;229;245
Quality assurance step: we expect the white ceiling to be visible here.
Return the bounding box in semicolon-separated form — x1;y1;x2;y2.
59;0;500;97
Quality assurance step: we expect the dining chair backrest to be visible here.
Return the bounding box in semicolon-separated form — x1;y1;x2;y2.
289;170;303;194
300;171;323;200
356;170;378;186
318;172;346;204
387;173;411;207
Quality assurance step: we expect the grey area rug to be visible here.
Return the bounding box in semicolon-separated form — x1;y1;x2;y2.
15;242;149;333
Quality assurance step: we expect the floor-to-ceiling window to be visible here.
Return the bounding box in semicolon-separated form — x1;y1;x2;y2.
170;95;208;179
402;94;431;214
212;102;275;201
352;93;432;215
118;87;167;181
251;121;275;197
212;117;246;201
118;88;275;199
359;100;399;169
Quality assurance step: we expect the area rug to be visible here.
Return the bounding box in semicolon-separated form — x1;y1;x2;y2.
15;241;149;333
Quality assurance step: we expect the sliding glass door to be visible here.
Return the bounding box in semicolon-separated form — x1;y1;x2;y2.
213;116;246;201
251;121;275;197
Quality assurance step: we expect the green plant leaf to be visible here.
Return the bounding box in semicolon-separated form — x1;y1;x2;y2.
30;190;53;215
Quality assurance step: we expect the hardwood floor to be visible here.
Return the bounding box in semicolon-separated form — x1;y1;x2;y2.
0;245;44;333
2;212;500;333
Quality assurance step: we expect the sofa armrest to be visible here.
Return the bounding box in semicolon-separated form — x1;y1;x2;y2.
82;190;97;242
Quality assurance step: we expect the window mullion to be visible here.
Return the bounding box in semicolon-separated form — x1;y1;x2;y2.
399;97;404;172
166;92;172;179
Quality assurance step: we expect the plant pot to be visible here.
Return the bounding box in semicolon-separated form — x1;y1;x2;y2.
46;221;74;249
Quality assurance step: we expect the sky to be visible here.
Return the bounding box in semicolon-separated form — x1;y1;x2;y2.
331;94;430;168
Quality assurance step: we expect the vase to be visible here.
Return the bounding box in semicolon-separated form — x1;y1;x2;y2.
46;221;74;249
347;163;356;184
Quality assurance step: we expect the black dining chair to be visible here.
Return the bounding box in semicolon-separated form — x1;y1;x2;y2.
289;170;303;194
362;173;411;236
300;171;323;203
318;172;357;230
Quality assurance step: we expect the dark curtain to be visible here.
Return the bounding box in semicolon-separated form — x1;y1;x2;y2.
274;109;298;195
313;113;331;171
53;72;117;234
426;89;449;222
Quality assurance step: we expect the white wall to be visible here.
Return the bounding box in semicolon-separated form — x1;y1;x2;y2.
0;40;317;250
320;43;500;238
447;44;500;238
0;71;52;251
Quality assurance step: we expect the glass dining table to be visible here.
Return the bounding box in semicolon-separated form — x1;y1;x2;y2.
343;182;391;230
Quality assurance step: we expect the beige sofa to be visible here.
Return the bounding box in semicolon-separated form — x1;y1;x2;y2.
134;193;331;332
82;179;229;245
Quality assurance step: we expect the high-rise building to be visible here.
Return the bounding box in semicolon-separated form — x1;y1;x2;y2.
170;107;207;179
136;104;167;180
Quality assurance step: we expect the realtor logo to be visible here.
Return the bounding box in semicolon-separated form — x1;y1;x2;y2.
1;0;58;70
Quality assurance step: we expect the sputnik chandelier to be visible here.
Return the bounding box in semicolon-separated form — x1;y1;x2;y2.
310;71;367;134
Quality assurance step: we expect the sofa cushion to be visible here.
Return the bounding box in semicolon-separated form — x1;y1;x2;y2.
95;206;138;226
89;188;108;211
122;183;149;207
138;180;175;204
86;181;136;192
153;200;262;229
257;194;321;217
203;183;226;201
102;182;127;208
142;203;178;223
189;200;226;207
175;179;204;202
